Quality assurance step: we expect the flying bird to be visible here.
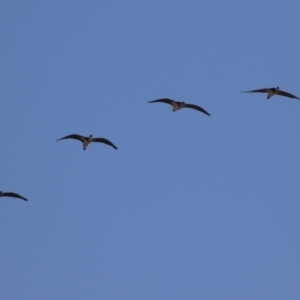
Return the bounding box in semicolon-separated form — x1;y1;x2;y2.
0;191;28;201
56;134;118;150
148;98;211;116
241;86;300;100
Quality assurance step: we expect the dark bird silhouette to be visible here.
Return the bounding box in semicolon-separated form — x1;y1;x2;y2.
0;191;28;201
148;98;210;116
56;134;118;150
241;86;300;100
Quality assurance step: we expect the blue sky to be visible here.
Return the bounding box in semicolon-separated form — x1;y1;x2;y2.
1;1;300;299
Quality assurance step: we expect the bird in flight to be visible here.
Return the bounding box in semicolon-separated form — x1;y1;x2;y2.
148;98;210;116
0;191;28;201
241;86;300;100
56;134;118;150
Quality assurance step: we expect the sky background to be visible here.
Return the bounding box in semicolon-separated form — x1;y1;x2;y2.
1;1;300;299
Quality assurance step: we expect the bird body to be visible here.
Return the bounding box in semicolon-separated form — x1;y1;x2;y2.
56;134;118;150
241;86;299;100
170;101;185;111
0;191;28;201
148;98;211;116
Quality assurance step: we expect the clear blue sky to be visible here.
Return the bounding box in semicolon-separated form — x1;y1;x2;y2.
1;1;300;299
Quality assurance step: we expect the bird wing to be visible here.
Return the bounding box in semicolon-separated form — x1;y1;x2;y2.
241;88;270;94
276;89;300;100
183;103;211;116
1;192;28;201
56;134;85;142
148;98;177;106
91;138;118;149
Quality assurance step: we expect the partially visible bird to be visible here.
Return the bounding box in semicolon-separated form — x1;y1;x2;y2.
56;134;118;150
148;98;211;116
241;86;300;100
0;191;28;201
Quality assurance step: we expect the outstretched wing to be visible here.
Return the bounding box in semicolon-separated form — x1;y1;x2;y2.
92;138;118;149
1;192;28;201
183;103;211;116
241;88;270;94
148;98;176;106
56;134;85;142
276;89;300;100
